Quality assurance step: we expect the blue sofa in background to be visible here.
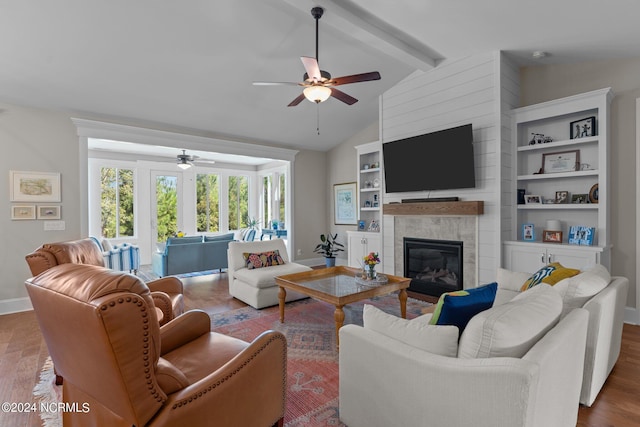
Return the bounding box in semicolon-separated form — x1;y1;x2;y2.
152;233;235;277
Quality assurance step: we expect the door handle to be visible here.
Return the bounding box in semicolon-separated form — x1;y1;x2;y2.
541;253;545;263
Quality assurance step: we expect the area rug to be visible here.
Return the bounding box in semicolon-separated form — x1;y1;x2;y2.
34;293;431;427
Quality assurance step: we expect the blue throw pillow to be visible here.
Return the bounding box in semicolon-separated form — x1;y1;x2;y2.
429;282;498;332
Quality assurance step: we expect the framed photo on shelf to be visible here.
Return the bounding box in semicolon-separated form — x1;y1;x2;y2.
10;171;61;202
522;223;535;241
571;194;588;204
368;220;380;232
568;226;595;246
334;182;357;225
542;150;580;174
555;191;569;204
570;116;596;139
11;205;36;220
542;230;563;244
524;194;542;205
37;205;61;219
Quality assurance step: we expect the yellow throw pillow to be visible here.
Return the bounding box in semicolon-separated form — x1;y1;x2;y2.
520;262;580;291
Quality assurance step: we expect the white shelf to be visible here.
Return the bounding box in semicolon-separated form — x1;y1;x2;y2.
517;204;598;210
360;167;381;174
517;170;598;181
517;136;598;152
360;188;380;193
361;207;380;212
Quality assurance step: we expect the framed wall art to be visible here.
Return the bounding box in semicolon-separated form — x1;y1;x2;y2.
334;182;357;225
11;205;36;220
569;116;596;139
37;205;61;220
10;171;61;202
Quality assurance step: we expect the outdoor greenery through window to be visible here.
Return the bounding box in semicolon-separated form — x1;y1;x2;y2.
228;175;248;230
196;173;220;232
155;175;178;242
100;167;134;238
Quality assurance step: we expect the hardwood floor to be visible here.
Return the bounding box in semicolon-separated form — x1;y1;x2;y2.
1;271;639;426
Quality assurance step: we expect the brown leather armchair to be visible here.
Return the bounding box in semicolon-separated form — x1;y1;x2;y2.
26;263;287;427
25;238;184;324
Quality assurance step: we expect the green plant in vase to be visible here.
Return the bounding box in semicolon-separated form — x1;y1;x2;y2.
313;233;345;267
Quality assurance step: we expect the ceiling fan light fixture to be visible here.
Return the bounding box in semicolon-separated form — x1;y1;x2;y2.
303;85;331;103
177;159;193;170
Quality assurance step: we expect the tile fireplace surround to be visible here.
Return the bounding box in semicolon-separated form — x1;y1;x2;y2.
384;215;478;290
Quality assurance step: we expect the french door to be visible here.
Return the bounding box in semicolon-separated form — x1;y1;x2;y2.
151;171;183;245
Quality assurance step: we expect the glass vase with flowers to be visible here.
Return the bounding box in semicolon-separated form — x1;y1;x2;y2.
363;252;380;280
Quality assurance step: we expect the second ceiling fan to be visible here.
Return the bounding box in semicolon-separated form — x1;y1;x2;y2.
254;6;381;106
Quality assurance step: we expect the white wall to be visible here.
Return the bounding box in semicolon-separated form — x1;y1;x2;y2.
520;57;640;312
379;52;519;284
0;103;82;313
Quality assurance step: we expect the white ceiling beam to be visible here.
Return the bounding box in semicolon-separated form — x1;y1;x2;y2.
281;0;441;71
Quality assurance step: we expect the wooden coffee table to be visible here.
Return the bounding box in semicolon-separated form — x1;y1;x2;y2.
275;266;410;349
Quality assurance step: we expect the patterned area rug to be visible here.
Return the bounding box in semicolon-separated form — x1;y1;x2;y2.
34;294;431;427
211;295;431;427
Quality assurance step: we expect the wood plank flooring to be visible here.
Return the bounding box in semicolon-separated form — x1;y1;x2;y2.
1;271;639;426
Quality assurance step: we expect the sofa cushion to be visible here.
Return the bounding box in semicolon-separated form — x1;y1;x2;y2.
233;263;312;289
204;233;235;242
458;284;562;359
497;267;531;292
243;250;285;269
167;236;203;245
553;264;611;310
520;262;580;291
429;282;497;332
363;305;459;357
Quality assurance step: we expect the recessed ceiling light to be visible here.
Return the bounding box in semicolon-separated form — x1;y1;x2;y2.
532;51;548;59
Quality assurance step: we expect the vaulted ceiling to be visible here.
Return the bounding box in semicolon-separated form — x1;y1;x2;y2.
1;0;639;153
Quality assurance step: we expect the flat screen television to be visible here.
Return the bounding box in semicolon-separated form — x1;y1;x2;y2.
382;124;475;193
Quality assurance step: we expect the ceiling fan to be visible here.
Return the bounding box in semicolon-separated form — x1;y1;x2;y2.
176;150;215;170
253;6;381;106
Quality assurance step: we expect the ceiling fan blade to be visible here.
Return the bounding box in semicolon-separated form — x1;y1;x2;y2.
301;56;321;81
330;71;381;86
253;81;302;86
330;88;358;105
287;93;306;107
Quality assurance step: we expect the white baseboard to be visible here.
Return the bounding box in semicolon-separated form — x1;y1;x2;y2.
0;297;33;316
624;306;639;325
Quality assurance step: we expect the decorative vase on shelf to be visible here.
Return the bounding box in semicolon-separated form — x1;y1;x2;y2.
367;265;377;280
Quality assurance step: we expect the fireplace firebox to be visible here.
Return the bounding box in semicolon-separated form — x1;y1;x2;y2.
403;237;463;297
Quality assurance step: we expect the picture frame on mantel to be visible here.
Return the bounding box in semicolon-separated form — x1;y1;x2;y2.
334;182;357;225
10;171;61;202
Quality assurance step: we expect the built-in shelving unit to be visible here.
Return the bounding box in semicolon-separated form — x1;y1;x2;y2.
504;87;613;271
347;141;383;270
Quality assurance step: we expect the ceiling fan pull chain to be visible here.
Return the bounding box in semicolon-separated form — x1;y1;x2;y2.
316;103;321;135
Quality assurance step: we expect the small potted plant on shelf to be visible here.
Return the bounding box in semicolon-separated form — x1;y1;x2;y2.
313;233;345;267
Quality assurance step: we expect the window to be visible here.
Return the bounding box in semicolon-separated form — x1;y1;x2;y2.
228;175;249;230
262;175;272;226
155;175;178;242
196;173;220;232
100;167;134;238
279;173;286;224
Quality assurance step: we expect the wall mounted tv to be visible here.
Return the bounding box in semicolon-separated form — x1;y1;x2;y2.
382;124;475;193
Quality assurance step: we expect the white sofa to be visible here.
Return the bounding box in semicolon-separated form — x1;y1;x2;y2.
227;239;312;309
340;284;589;427
494;265;629;406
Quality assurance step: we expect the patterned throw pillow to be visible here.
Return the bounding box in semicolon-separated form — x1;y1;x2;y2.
429;282;498;333
243;250;285;270
520;262;580;291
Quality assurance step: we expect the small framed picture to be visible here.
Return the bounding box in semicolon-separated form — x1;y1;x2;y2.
570;116;596;139
571;194;588;204
37;205;61;219
568;226;595;246
555;191;569;204
11;205;36;220
364;200;371;208
524;194;542;205
522;223;535;241
542;230;563;243
358;220;366;231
